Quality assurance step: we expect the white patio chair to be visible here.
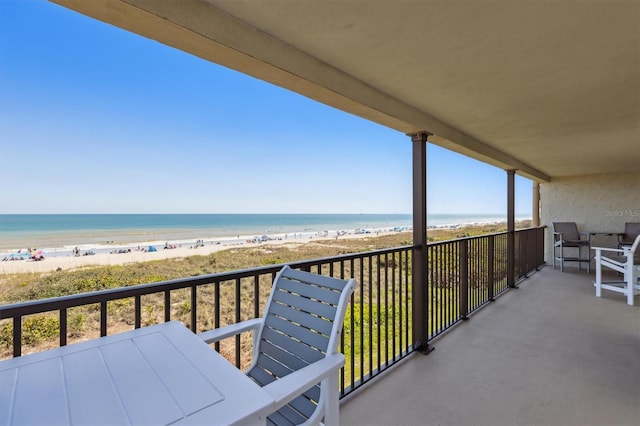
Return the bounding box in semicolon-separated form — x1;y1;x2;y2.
199;265;356;425
593;234;640;305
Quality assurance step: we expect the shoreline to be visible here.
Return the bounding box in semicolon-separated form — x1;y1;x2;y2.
0;228;402;274
0;219;525;275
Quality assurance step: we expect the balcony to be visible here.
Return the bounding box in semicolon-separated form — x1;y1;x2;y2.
340;265;640;426
1;226;638;425
3;223;637;426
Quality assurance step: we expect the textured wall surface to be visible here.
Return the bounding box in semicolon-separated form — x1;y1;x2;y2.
540;171;640;265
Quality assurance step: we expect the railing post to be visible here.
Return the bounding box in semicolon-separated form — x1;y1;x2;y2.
507;170;516;288
409;131;432;353
532;181;540;227
488;234;495;301
460;239;469;320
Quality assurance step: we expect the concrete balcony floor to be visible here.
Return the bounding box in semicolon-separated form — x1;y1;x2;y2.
340;266;639;426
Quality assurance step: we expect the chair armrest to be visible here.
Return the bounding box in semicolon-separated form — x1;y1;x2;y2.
198;318;262;343
591;246;624;254
262;353;345;409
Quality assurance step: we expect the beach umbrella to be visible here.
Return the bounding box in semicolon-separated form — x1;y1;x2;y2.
31;250;45;260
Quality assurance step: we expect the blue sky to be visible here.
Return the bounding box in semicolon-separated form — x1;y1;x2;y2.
0;0;532;216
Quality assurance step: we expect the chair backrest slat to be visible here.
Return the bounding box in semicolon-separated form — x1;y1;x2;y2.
287;393;320;419
253;353;322;404
277;276;342;306
259;340;311;372
264;315;330;353
269;404;308;426
260;327;325;364
248;363;277;386
256;352;296;379
281;267;347;291
269;301;335;337
273;290;338;320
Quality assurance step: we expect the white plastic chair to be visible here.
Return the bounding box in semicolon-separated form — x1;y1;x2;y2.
199;265;356;425
593;234;640;305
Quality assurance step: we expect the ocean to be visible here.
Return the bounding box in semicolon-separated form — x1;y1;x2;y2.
0;213;526;256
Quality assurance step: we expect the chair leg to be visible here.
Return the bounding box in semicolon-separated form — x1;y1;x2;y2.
578;246;581;272
585;246;590;274
323;375;339;426
594;251;602;298
625;265;634;306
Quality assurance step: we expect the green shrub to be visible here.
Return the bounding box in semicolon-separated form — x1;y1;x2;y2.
22;315;60;345
0;322;12;348
70;314;85;337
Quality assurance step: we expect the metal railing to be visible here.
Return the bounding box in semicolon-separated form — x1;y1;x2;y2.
0;227;544;399
427;226;545;339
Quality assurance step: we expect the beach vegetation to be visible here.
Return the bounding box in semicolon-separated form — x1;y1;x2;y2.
22;315;59;344
143;305;158;326
69;314;85;337
177;300;191;316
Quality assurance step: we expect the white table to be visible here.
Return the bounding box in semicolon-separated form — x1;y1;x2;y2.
0;321;276;425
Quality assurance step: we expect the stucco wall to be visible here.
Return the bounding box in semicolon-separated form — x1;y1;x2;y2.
540;171;640;267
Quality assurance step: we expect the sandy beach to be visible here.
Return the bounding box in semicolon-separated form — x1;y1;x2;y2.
0;217;521;275
0;232;385;274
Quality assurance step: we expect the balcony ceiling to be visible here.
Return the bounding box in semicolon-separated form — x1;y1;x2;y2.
51;0;640;182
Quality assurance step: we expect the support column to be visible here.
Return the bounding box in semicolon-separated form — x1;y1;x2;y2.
507;170;516;288
409;131;431;353
532;181;540;227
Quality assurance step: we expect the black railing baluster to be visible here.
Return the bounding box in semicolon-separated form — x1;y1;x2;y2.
214;280;221;353
384;252;389;367
376;254;381;373
191;285;197;332
368;255;373;377
403;250;409;355
398;252;403;357
488;235;495;301
13;316;21;357
135;295;141;329
391;250;397;362
100;302;107;336
349;257;355;391
253;275;260;319
60;308;67;347
235;277;241;368
359;258;364;385
164;291;171;322
460;239;468;320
